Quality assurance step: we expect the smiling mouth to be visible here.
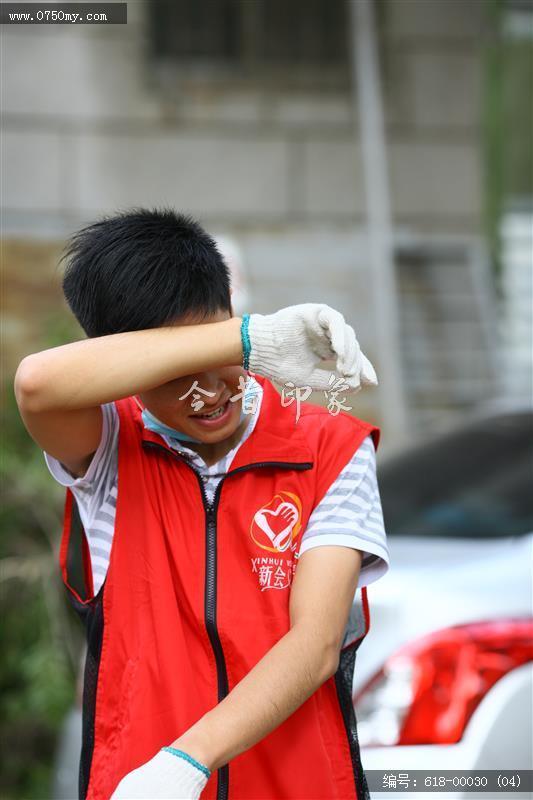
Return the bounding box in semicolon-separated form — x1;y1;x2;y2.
192;399;230;420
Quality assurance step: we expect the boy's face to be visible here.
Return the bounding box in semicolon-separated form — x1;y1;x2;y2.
136;309;248;444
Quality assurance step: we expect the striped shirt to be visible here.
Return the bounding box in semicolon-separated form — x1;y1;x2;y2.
43;378;389;596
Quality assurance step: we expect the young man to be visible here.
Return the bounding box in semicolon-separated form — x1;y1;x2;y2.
14;209;389;800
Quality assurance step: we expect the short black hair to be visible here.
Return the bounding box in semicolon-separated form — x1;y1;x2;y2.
59;207;232;337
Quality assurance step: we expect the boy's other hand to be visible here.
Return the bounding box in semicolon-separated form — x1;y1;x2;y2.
110;747;210;799
246;303;378;392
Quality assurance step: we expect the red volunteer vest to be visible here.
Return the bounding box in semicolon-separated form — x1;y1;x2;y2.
59;375;380;800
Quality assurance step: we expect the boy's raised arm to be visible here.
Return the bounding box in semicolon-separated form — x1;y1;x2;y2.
13;316;244;478
14;316;244;412
14;304;375;477
14;303;376;413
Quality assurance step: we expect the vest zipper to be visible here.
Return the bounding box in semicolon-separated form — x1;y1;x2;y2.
142;440;312;800
201;481;230;800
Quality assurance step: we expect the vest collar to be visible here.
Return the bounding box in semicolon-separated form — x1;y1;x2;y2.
135;374;314;470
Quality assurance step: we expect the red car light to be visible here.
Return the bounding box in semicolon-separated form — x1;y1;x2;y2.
354;619;533;746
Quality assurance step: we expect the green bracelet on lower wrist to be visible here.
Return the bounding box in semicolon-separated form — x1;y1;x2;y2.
161;746;211;778
241;313;251;370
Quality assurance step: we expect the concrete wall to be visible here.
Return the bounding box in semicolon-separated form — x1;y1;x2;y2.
1;0;491;437
2;0;487;237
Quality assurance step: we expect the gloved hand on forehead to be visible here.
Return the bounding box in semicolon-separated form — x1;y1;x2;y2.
242;303;378;393
110;746;210;800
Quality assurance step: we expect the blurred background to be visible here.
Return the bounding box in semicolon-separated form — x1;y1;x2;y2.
1;0;532;798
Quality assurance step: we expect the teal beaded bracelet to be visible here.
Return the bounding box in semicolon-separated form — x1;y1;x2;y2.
161;746;211;778
240;313;251;371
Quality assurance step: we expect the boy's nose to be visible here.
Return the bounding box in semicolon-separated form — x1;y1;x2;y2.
195;373;226;403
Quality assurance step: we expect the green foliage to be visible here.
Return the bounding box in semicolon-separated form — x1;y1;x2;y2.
1;313;84;799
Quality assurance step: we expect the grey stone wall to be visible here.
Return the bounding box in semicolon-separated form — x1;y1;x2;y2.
1;0;492;442
2;0;487;236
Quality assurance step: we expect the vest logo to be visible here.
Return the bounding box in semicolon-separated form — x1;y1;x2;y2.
251;555;297;592
250;492;303;554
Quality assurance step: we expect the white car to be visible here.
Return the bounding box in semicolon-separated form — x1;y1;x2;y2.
354;408;533;799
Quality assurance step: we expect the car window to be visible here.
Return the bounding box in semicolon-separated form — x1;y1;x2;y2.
378;411;533;539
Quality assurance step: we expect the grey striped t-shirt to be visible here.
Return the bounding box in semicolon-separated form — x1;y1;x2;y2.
43;380;389;596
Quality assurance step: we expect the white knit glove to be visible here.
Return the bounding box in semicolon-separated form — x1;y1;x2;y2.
110;747;210;800
244;303;378;392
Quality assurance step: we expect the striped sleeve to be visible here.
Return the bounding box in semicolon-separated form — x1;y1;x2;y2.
43;402;119;594
297;434;390;588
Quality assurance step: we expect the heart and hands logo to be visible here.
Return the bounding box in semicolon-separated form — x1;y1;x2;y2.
251;492;302;553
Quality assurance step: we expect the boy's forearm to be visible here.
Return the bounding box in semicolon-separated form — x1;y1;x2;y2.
15;316;243;411
171;624;337;773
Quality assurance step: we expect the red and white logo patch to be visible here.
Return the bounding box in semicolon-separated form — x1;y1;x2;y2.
250;491;302;554
249;492;303;591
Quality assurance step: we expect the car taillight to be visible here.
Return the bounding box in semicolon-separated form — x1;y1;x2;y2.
354;619;533;746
